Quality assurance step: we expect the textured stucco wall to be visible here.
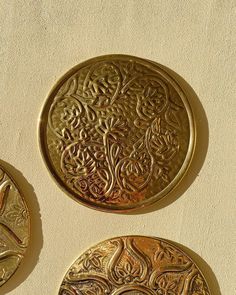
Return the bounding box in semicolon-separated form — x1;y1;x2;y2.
0;1;235;294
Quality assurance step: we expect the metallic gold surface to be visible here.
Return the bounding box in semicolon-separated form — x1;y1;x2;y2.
0;165;30;287
58;236;210;295
39;55;195;212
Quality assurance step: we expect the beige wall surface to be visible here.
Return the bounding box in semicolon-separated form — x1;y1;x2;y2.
0;0;235;294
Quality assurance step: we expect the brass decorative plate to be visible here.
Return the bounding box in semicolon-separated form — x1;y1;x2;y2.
58;236;210;295
39;55;195;212
0;165;30;287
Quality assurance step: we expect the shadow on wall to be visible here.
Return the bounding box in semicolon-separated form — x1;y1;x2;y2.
128;63;209;215
0;160;43;294
167;239;222;295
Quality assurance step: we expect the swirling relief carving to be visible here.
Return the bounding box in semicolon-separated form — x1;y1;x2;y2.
0;166;30;286
58;236;210;295
41;56;193;210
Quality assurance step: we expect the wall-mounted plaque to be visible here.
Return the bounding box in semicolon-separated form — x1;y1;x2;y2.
39;55;195;212
0;165;30;287
58;236;210;294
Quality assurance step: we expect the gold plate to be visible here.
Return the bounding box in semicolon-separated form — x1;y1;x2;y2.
58;236;210;294
39;55;195;212
0;165;30;287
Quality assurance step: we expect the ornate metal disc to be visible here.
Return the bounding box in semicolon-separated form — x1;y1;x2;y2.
0;165;30;287
58;236;210;295
39;55;195;211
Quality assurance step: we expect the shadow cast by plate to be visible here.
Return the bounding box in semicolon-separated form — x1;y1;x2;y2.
128;64;209;215
165;239;222;295
0;160;43;294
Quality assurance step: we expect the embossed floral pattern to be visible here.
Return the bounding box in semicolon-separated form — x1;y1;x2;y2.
5;200;28;226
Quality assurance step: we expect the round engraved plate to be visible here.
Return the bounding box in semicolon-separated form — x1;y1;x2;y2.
58;236;210;295
39;55;195;212
0;165;30;287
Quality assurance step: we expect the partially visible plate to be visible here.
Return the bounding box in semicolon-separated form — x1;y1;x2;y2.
0;165;30;287
58;235;210;295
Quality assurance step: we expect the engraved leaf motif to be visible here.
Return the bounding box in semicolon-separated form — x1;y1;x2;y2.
159;167;170;183
116;267;126;277
96;116;127;141
82;63;121;107
151;128;179;163
154;242;175;262
143;83;167;111
116;259;140;283
5;203;28;226
59;77;78;96
62;128;73;141
157;275;178;295
61;104;82;129
159;277;166;288
110;143;120;162
83;251;103;271
125;61;135;73
191;274;210;295
165;103;182;130
85;105;96;122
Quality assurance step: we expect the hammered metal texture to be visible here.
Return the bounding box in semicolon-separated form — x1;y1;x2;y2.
59;236;210;295
0;165;30;287
39;55;195;211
